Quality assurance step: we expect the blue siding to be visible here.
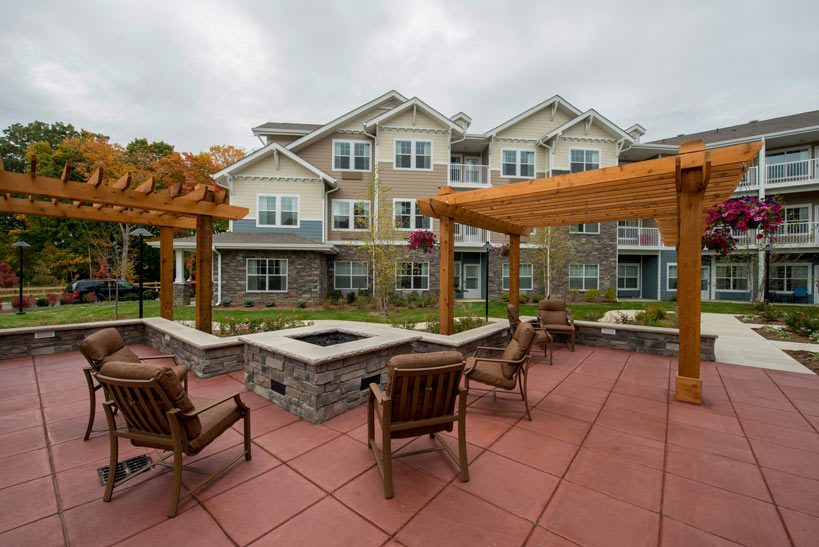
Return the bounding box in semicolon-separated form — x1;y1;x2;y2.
232;219;323;242
641;254;659;300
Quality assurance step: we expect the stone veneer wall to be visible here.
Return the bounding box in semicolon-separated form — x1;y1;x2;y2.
143;327;244;377
219;249;328;307
0;321;145;358
571;320;717;361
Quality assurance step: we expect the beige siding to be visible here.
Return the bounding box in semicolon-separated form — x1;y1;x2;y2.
552;138;618;170
376;127;450;164
234;154;317;179
265;135;299;146
384;109;445;130
337;101;401;132
232;177;325;220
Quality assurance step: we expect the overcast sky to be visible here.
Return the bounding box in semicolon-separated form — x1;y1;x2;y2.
1;0;817;154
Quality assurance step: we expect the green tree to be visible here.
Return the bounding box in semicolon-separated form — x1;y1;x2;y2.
529;226;571;298
0;121;83;173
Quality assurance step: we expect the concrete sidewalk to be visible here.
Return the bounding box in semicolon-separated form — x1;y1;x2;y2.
701;312;814;374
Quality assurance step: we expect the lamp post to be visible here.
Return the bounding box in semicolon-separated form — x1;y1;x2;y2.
132;228;152;318
482;241;494;322
12;241;30;315
763;243;773;303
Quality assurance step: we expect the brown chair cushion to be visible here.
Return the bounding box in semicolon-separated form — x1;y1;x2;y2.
187;396;243;455
386;351;463;394
99;361;201;439
77;328;128;367
171;365;189;382
533;330;551;345
542;324;575;333
538;299;566;311
99;345;141;367
465;356;516;390
499;323;535;378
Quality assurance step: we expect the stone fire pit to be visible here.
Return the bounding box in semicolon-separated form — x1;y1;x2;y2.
241;323;420;423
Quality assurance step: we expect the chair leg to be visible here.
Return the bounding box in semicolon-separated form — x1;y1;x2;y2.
458;391;469;482
243;410;252;461
549;341;554;365
519;371;532;421
570;331;575;352
102;404;118;502
382;431;393;499
83;369;96;441
168;447;183;518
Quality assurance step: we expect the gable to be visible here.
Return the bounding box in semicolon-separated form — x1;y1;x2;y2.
496;106;575;141
562;118;620;140
233;153;319;180
381;108;449;130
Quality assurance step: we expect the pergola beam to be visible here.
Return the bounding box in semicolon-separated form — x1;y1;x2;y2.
417;196;530;236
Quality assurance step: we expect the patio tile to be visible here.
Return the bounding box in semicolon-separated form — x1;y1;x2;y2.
562;372;616;392
491;427;578;477
668;404;743;435
612;380;668;403
231;401;299;438
40;386;87;407
551;382;610;405
42;399;88;424
203;466;324;546
662;474;790;547
455;450;559;522
595;406;667;442
117;505;232;547
565;448;663;511
666;421;754;463
334;459;446;535
0;514;65;547
790;397;819;417
779;507;819;547
537;393;601;422
236;390;273;410
346;422;415;451
539;481;659;547
443;412;513;448
252;496;387;546
778;383;819;402
660;517;744;547
51;434;126;473
0;368;36;388
399;434;483;482
0;408;42;434
183;442;280;501
38;375;85;394
669;393;736;417
741;418;819;452
46;412;105;445
0;356;34;369
0;382;39;401
733;401;814;431
517;408;591;445
0;447;52;489
582;425;665;469
0;394;40;415
324;404;368;433
665;444;770;501
749;438;819;480
605;392;667;419
525;526;579;546
397;486;532;547
254;419;340;461
289;434;375;491
0;475;58;533
0;425;46;458
761;467;819;517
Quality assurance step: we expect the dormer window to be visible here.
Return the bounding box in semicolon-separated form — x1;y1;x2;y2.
333;140;371;171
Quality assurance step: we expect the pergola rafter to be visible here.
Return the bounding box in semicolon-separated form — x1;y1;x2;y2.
419;140;762;405
0;156;249;333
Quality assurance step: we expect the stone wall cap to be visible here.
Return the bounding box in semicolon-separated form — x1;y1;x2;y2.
415;321;509;347
572;319;718;339
142;317;245;349
0;318;144;336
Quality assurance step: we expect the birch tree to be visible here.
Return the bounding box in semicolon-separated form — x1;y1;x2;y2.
529;226;571;298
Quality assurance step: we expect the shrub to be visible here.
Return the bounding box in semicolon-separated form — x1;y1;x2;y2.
326;289;342;301
244;299;254;307
424;314;440;334
785;309;819;337
670;294;678;302
266;300;277;308
0;263;19;288
568;288;580;301
453;315;488;333
584;289;600;302
297;301;307;308
603;288;617;303
501;293;510;302
59;292;75;305
11;295;34;308
83;293;97;304
46;293;59;306
634;303;668;326
387;315;417;330
336;298;346;309
519;294;529;304
357;289;369;297
35;296;49;307
389;293;407;307
530;294;544;304
346;292;356;304
758;306;783;322
221;297;232;307
123;292;139;301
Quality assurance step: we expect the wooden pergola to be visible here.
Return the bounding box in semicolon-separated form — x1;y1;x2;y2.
0;157;248;334
418;140;762;404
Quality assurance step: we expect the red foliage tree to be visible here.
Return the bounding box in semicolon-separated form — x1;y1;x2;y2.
0;263;19;288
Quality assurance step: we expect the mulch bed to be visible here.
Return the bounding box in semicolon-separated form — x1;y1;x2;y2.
735;314;786;325
753;327;818;345
783;350;819;374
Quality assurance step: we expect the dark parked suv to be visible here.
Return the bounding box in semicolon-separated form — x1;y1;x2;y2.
65;279;159;302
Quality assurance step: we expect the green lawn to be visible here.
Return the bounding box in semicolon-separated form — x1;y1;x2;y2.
1;299;815;329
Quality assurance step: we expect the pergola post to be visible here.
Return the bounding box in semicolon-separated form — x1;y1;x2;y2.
195;215;213;334
675;147;710;404
439;215;455;335
159;227;174;320
509;234;520;308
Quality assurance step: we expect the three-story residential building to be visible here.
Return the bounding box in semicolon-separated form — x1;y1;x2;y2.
167;91;642;306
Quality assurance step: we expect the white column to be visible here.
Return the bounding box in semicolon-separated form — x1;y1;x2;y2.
757;138;767;299
175;250;185;283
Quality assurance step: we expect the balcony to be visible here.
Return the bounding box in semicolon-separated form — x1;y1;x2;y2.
449;163;489;187
734;220;819;248
454;223;488;245
617;226;664;248
735;159;819;192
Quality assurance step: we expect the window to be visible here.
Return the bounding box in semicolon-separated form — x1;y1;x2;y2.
396;262;429;290
783;205;810;236
770;264;809;292
332;199;370;230
716;263;749;291
570;223;600;234
570;149;600;173
569;264;598;291
333;140;370;171
501;149;535;178
334;261;368;290
667;264;678;291
394;199;431;230
246;259;287;292
618;264;639;290
257;195;299;227
502;263;534;291
394;139;432;170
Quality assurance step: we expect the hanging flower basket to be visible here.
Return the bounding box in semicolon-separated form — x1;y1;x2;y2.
705;196;783;234
407;230;438;253
702;230;737;257
494;243;510;256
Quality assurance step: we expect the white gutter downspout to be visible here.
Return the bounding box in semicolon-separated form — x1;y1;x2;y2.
324;180;340;243
536;135;556;177
214;247;222;306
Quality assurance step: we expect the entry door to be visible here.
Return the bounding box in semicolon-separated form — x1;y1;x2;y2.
463;264;481;298
450;154;463;183
701;265;710;300
454;261;462;293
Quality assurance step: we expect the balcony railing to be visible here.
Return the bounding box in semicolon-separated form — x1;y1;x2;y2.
734;221;819;248
766;159;818;186
737;166;758;189
454;224;488;245
449;163;489;186
617;226;663;247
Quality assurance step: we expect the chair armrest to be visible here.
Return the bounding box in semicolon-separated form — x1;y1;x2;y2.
139;355;179;363
470;356;524;365
369;383;388;406
533;326;553;341
179;393;242;417
567;318;575;328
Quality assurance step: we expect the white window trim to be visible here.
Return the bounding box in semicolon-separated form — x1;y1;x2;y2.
783;203;811;223
246;258;288;293
769;262;811;293
569;264;599;291
393;198;431;231
500;148;536;179
569;147;602;173
667;263;678;292
256;194;300;229
331;199;371;232
765;145;811;160
331;139;371;172
333;261;369;290
502;263;534;291
570;223;600;235
714;262;750;293
393;138;433;171
395;261;430;291
617;263;640;290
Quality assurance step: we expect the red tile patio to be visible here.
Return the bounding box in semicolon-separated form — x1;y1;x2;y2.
1;343;819;546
